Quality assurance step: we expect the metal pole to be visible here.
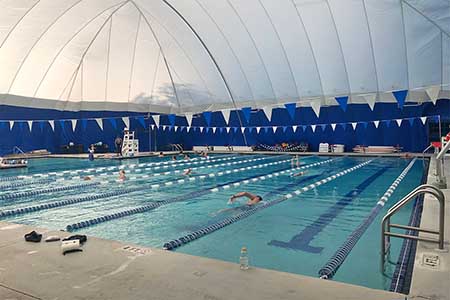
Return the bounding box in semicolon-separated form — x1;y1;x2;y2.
148;125;151;154
438;115;442;140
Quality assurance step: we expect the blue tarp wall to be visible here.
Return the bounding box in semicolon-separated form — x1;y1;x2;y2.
0;100;449;155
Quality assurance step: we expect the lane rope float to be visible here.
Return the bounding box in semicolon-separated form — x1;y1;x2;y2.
61;154;291;183
317;158;417;279
162;160;373;250
0;156;299;218
0;154;237;182
0;182;101;202
64;158;336;232
0;178;53;190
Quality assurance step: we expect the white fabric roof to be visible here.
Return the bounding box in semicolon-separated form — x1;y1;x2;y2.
0;0;449;114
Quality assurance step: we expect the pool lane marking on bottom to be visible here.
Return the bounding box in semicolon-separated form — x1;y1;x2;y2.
0;157;295;218
318;158;417;279
268;165;390;253
64;159;336;231
162;160;373;250
317;158;417;280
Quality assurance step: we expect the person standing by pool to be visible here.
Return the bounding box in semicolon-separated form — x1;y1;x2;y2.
115;136;122;156
88;145;95;161
228;192;262;206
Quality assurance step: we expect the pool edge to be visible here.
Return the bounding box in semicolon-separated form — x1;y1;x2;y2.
0;220;402;300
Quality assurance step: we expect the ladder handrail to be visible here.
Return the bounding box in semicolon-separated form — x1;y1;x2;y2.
387;184;444;214
381;184;445;270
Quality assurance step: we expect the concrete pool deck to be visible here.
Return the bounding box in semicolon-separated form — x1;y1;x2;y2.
0;221;403;300
408;157;450;300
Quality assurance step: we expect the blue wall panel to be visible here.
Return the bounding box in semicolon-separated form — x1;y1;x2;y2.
0;99;448;155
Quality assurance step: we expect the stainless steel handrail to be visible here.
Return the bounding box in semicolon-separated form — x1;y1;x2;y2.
381;184;445;270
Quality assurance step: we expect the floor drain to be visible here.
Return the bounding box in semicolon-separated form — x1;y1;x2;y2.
422;254;440;269
121;245;152;256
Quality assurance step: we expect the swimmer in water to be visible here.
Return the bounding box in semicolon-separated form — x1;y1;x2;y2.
83;176;92;181
172;155;177;161
291;170;307;177
118;170;126;181
210;192;263;217
158;152;164;158
229;192;263;206
183;168;192;176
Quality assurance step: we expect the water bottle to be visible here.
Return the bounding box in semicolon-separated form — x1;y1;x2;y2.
239;247;249;270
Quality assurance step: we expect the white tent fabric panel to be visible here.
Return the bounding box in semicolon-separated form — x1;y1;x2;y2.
167;0;254;104
35;12;115;102
0;0;37;44
405;0;450;34
0;0;448;114
328;0;378;95
81;19;110;103
105;5;140;103
295;0;350;97
229;0;299;103
260;0;323;99
7;1;121;98
128;23;162;106
138;0;230;106
444;35;450;91
0;0;79;92
197;0;275;103
403;3;442;89
364;0;408;92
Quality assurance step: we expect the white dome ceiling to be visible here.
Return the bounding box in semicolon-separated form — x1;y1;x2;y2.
0;0;449;114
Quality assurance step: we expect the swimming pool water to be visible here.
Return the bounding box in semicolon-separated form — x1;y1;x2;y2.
0;154;425;290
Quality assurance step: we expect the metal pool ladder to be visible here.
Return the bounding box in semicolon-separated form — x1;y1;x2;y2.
381;184;445;270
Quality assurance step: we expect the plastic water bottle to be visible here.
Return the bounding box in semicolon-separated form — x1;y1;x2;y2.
239;247;249;270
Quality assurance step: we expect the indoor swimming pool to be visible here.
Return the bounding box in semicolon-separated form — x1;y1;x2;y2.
0;154;426;291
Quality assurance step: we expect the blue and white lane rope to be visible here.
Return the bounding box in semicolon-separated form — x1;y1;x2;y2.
0;156;296;218
94;155;297;185
101;156;293;189
64;159;336;232
162;160;373;250
0;154;237;182
0;182;101;201
59;155;290;183
208;158;334;193
317;158;417;280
